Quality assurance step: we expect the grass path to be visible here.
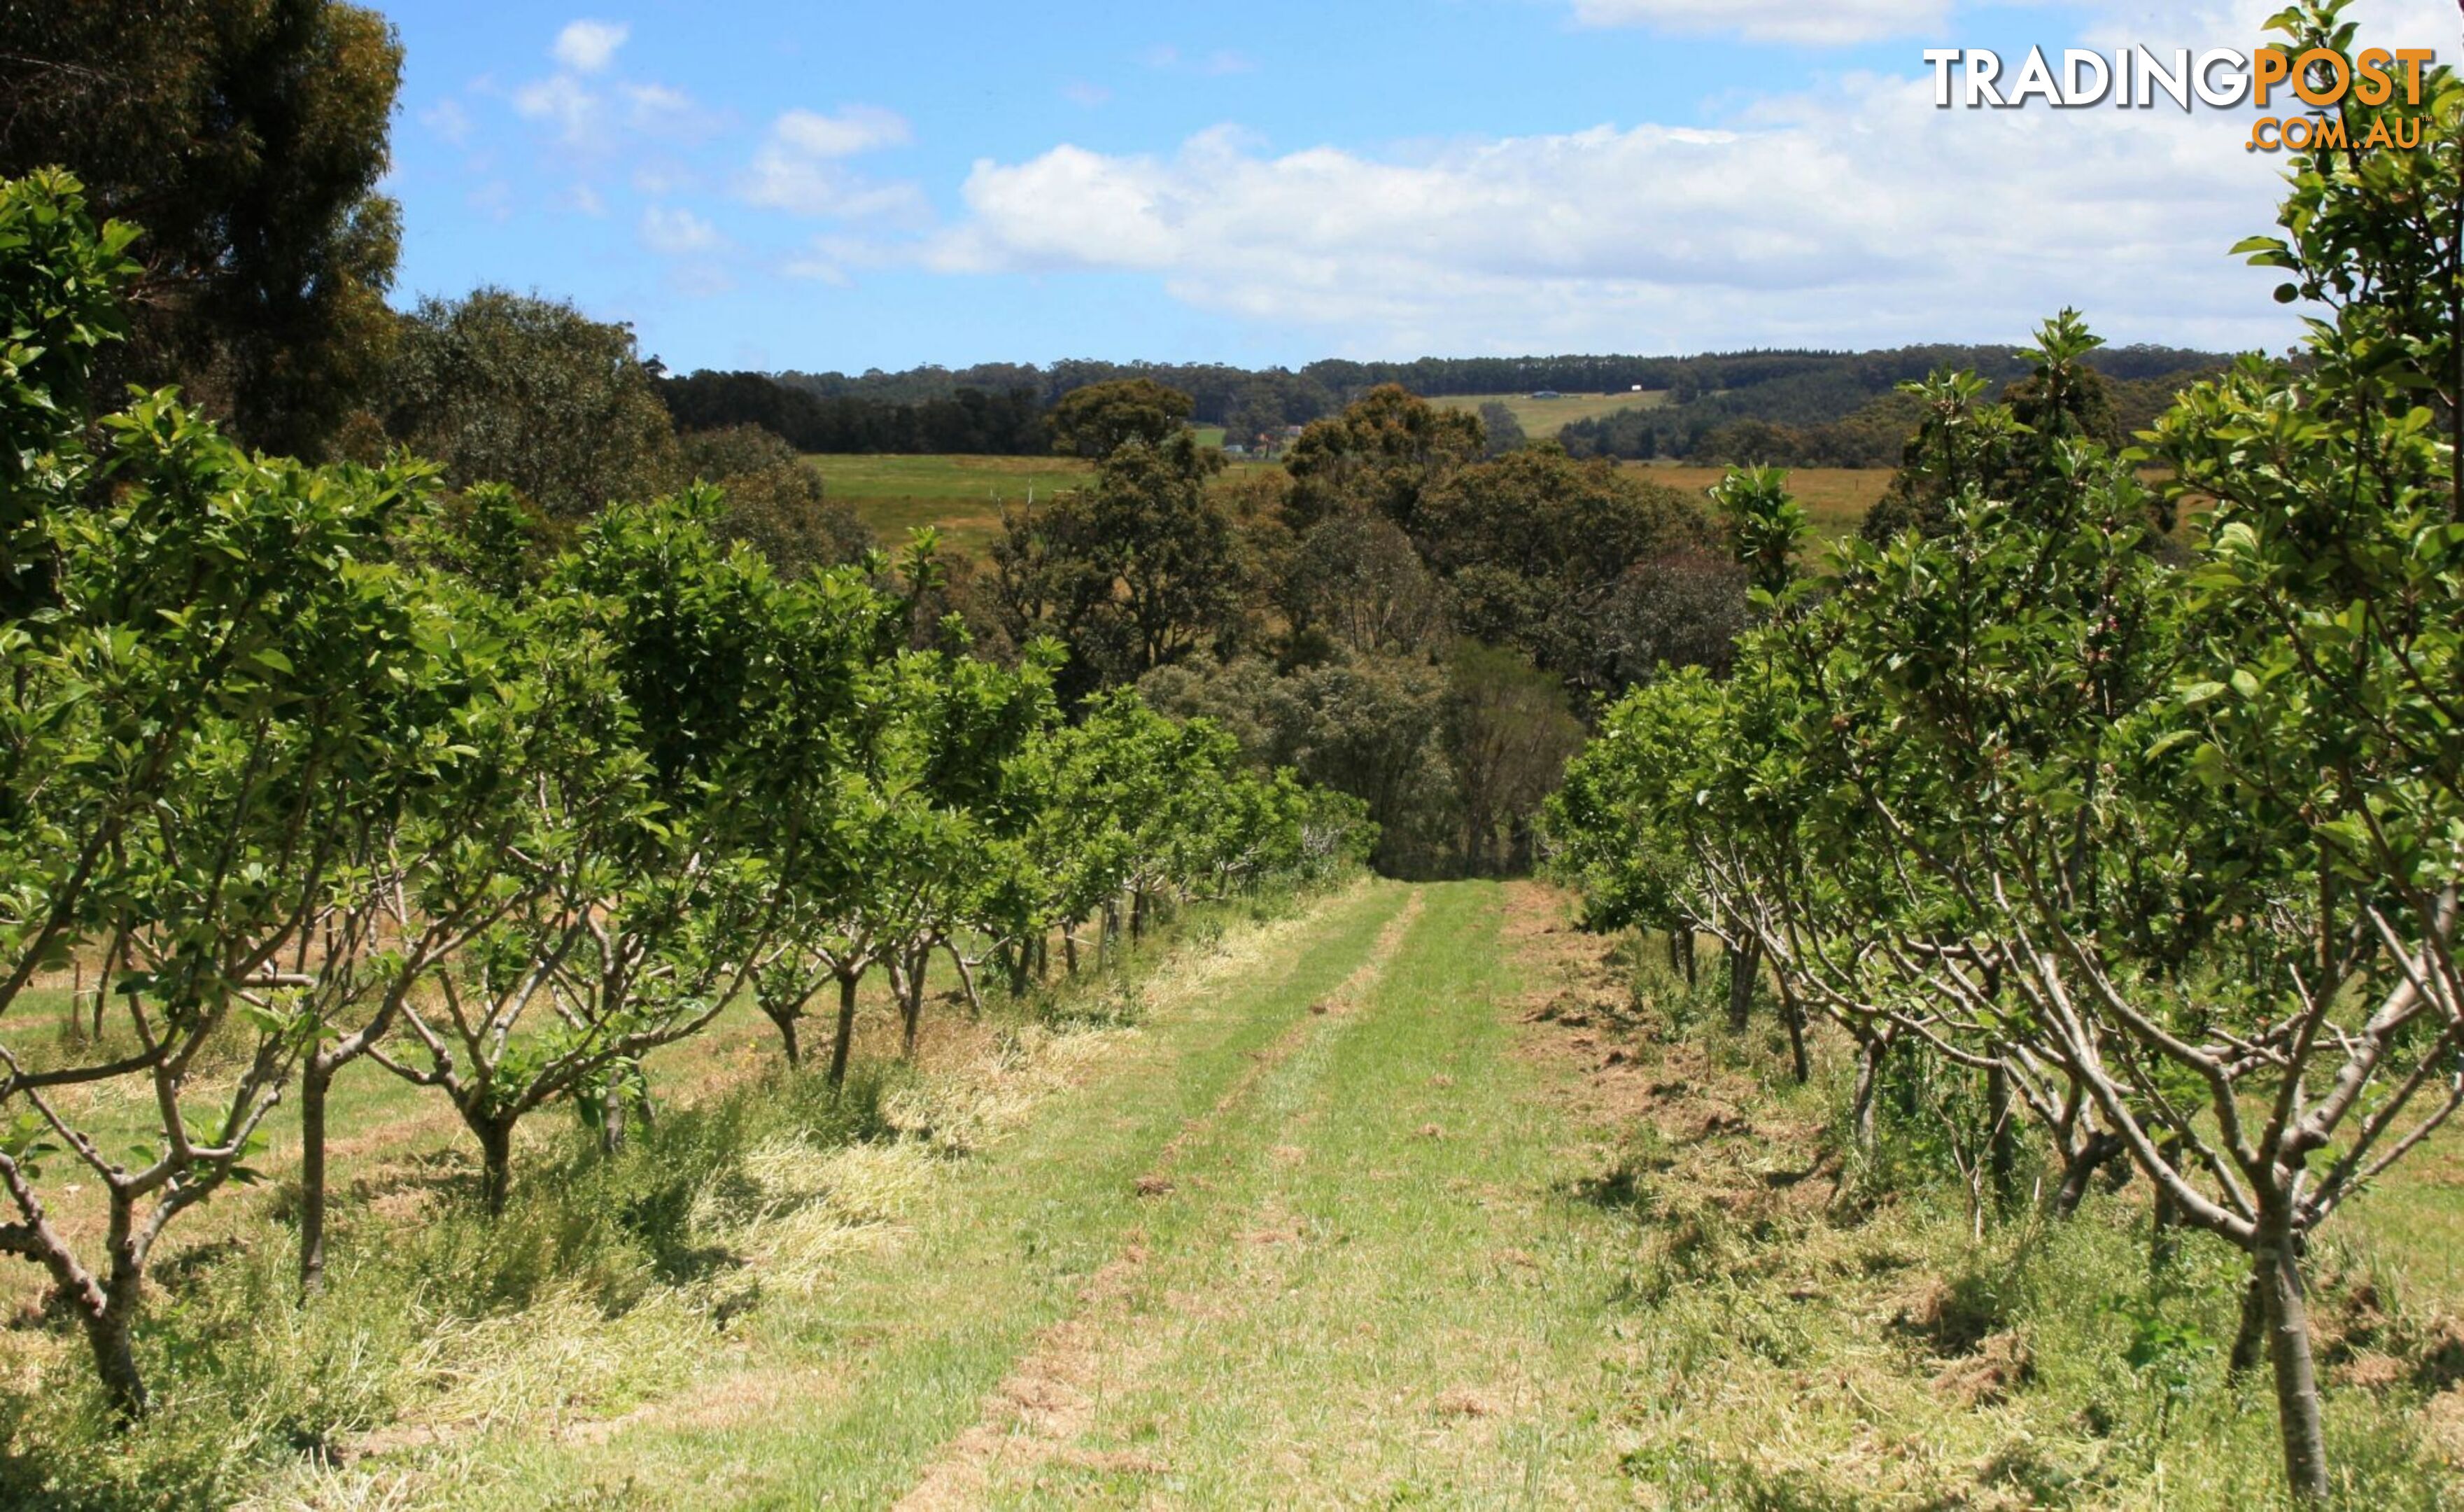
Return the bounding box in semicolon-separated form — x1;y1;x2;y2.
436;879;1640;1508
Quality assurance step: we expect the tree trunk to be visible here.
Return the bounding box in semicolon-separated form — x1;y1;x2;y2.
1726;937;1759;1033
1062;925;1079;976
2231;1270;2269;1376
1850;1032;1886;1155
80;1296;145;1420
599;1067;627;1156
1985;1064;2018;1209
1130;889;1147;943
2051;1131;2123;1217
771;1009;802;1067
945;941;982;1018
828;971;861;1089
1680;929;1697;990
900;950;927;1057
1781;988;1810;1085
477;1118;513;1218
2148;1135;2185;1275
2258;1220;2330;1501
299;1057;334;1297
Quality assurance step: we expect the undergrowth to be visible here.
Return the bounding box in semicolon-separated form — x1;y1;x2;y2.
0;886;1318;1511
1592;930;2464;1510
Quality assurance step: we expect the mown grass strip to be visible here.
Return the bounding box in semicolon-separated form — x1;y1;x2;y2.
438;881;1415;1508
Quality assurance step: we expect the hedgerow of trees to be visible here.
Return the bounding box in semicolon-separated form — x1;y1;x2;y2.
0;169;1364;1419
1547;10;2460;1497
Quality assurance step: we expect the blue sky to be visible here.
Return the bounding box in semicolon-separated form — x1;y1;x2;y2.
377;0;2452;374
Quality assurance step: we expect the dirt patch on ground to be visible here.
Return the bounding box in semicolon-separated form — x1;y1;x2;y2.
1498;883;1833;1226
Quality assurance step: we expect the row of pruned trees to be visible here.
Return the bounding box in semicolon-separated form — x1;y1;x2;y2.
1547;9;2461;1499
0;170;1365;1418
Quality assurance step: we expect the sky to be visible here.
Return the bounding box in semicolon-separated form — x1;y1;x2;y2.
376;0;2458;374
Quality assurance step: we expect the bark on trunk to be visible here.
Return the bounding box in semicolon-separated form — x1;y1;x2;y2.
1985;1064;2017;1208
2231;1269;2269;1376
1850;1033;1887;1154
1726;937;1760;1033
828;971;861;1089
1062;925;1079;976
477;1119;513;1218
900;952;927;1057
1781;988;1810;1085
299;1058;334;1296
772;1010;802;1067
945;941;982;1018
81;1298;144;1420
1680;929;1697;990
2051;1131;2124;1218
599;1068;627;1156
2258;1222;2330;1501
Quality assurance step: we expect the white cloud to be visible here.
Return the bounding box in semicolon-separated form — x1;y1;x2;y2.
552;19;629;75
513;73;598;144
420;98;474;146
738;108;926;220
1570;0;1950;46
916;76;2315;356
1062;80;1113;108
770;105;913;159
640;204;724;254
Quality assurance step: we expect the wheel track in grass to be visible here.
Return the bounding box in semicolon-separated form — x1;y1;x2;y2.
890;887;1428;1511
383;879;1414;1510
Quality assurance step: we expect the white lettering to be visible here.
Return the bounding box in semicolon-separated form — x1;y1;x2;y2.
2008;46;2062;106
2136;46;2191;110
1965;49;2007;108
1924;48;1962;108
2062;49;2113;106
2196;48;2251;108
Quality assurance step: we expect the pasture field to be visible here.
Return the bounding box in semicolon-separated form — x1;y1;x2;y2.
1430;389;1671;435
805;454;1099;554
1631;461;1890;540
806;452;1284;554
809;453;1892;560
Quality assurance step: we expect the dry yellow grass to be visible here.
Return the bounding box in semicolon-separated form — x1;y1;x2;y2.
1628;462;1891;541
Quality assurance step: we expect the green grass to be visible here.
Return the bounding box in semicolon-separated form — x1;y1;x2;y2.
1431;391;1670;435
804;454;1098;554
804;452;1283;554
415;881;1423;1507
10;886;2463;1507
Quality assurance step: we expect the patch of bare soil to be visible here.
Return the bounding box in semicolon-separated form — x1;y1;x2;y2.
1498;882;1832;1227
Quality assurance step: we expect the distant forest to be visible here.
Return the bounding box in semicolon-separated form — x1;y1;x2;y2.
656;343;2237;465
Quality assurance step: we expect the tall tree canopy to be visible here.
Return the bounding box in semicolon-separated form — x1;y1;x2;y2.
381;288;682;520
0;0;403;458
